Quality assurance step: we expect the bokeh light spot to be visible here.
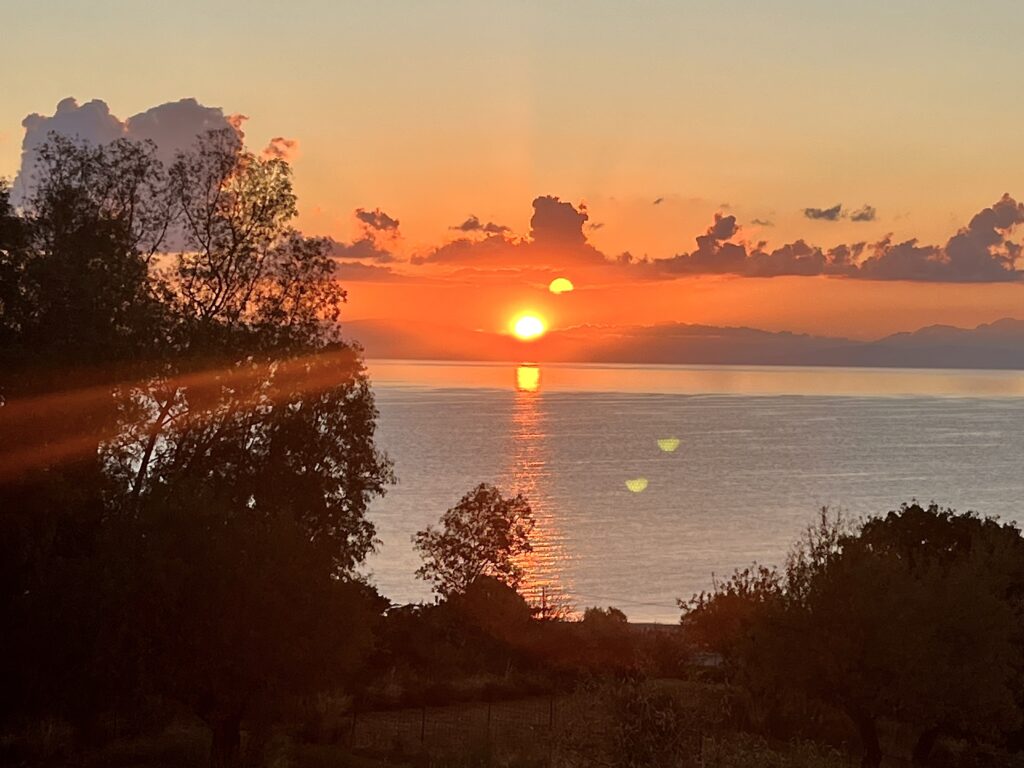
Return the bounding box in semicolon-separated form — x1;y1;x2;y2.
549;277;574;294
625;478;648;493
657;438;680;452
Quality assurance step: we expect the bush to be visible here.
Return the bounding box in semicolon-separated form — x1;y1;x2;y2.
557;680;700;767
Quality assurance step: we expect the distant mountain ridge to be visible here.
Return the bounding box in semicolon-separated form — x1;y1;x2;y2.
344;318;1024;371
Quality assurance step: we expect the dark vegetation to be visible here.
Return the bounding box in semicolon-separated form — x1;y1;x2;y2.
2;133;1024;767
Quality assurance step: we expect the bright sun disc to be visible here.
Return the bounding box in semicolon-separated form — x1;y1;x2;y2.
513;315;546;340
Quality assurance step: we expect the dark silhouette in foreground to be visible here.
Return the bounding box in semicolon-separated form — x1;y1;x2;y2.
4;137;1024;767
0;132;393;767
684;503;1024;768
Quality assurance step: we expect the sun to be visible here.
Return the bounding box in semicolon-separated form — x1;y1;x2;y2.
512;314;546;341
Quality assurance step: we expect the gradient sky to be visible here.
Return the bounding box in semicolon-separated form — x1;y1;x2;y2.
3;0;1024;341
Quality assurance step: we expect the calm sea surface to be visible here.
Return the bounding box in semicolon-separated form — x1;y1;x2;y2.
364;360;1024;622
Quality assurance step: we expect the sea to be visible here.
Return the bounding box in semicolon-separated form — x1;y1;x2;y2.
363;360;1024;623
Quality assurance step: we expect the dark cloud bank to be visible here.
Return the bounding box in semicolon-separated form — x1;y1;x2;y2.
409;193;1024;284
637;195;1024;282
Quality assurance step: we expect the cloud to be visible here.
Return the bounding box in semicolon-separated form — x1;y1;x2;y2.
413;196;606;267
412;232;516;266
751;218;774;227
261;136;300;161
450;215;510;234
856;194;1024;282
406;194;1023;282
530;195;590;248
640;196;1023;282
332;261;409;282
329;237;395;264
644;213;746;275
13;97;240;202
800;203;878;223
355;207;400;232
850;204;877;222
653;197;665;205
329;206;404;264
803;203;843;221
705;212;739;241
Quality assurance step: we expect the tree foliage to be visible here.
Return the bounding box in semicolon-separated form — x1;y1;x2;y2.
683;504;1024;768
0;129;393;767
414;482;535;597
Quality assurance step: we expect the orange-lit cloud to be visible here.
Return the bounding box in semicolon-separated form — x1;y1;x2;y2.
261;136;301;161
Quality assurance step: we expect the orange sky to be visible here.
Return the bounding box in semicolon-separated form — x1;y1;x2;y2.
4;2;1024;348
344;272;1024;342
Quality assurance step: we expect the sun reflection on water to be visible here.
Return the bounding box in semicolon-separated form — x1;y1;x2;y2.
506;366;573;615
516;365;540;392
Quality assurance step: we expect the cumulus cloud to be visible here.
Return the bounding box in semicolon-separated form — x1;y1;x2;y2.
13;97;239;202
705;212;739;242
261;136;300;161
413;196;605;267
329;237;395;264
355;207;400;232
803;203;843;221
530;195;590;248
405;194;1023;282
856;194;1024;281
330;206;404;265
450;215;510;234
640;195;1024;282
850;204;877;222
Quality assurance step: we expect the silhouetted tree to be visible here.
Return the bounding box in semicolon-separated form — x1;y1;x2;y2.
0;130;393;768
0;137;173;725
414;483;535;597
104;132;391;766
684;504;1024;768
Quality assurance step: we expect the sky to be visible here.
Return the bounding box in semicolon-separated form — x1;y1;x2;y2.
3;0;1024;344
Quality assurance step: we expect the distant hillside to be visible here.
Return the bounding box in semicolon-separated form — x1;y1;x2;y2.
343;318;1024;370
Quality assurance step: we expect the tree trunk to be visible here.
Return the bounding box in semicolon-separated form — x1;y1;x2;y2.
912;726;942;765
857;714;883;768
210;714;241;768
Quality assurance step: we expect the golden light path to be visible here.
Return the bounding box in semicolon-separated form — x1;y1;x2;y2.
505;365;573;617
